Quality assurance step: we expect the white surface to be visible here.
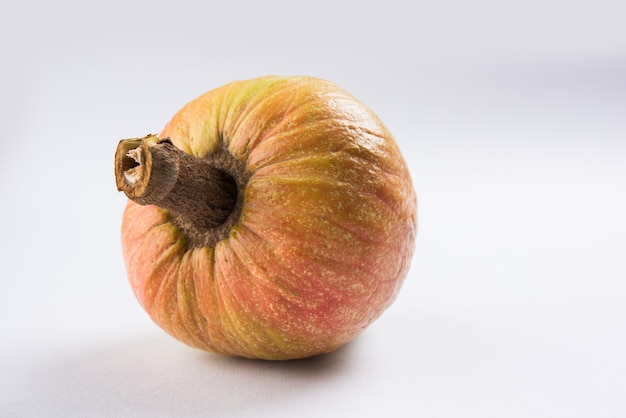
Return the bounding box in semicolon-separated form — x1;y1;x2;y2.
1;1;625;417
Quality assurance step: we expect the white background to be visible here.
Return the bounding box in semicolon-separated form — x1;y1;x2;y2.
1;1;625;417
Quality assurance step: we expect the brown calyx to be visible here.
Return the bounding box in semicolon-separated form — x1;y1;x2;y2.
115;135;250;248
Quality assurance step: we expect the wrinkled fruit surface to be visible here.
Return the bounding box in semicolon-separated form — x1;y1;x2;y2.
121;76;417;360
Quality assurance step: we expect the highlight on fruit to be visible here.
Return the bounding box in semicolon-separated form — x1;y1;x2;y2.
115;75;417;360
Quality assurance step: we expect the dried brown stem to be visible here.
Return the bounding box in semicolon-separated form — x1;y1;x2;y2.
115;135;239;241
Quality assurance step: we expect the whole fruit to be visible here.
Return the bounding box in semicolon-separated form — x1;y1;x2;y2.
115;75;417;360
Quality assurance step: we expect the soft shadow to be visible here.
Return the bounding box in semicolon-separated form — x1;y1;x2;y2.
3;335;360;417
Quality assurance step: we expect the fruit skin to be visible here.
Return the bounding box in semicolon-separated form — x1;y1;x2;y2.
121;75;417;360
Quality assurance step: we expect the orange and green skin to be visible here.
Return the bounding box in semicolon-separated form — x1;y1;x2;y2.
121;76;417;360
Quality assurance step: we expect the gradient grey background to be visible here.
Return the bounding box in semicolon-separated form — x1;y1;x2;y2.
1;1;625;417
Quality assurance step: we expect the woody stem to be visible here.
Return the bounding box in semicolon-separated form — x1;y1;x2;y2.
114;136;237;229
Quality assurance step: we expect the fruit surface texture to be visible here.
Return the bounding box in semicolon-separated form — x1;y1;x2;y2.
117;75;417;360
